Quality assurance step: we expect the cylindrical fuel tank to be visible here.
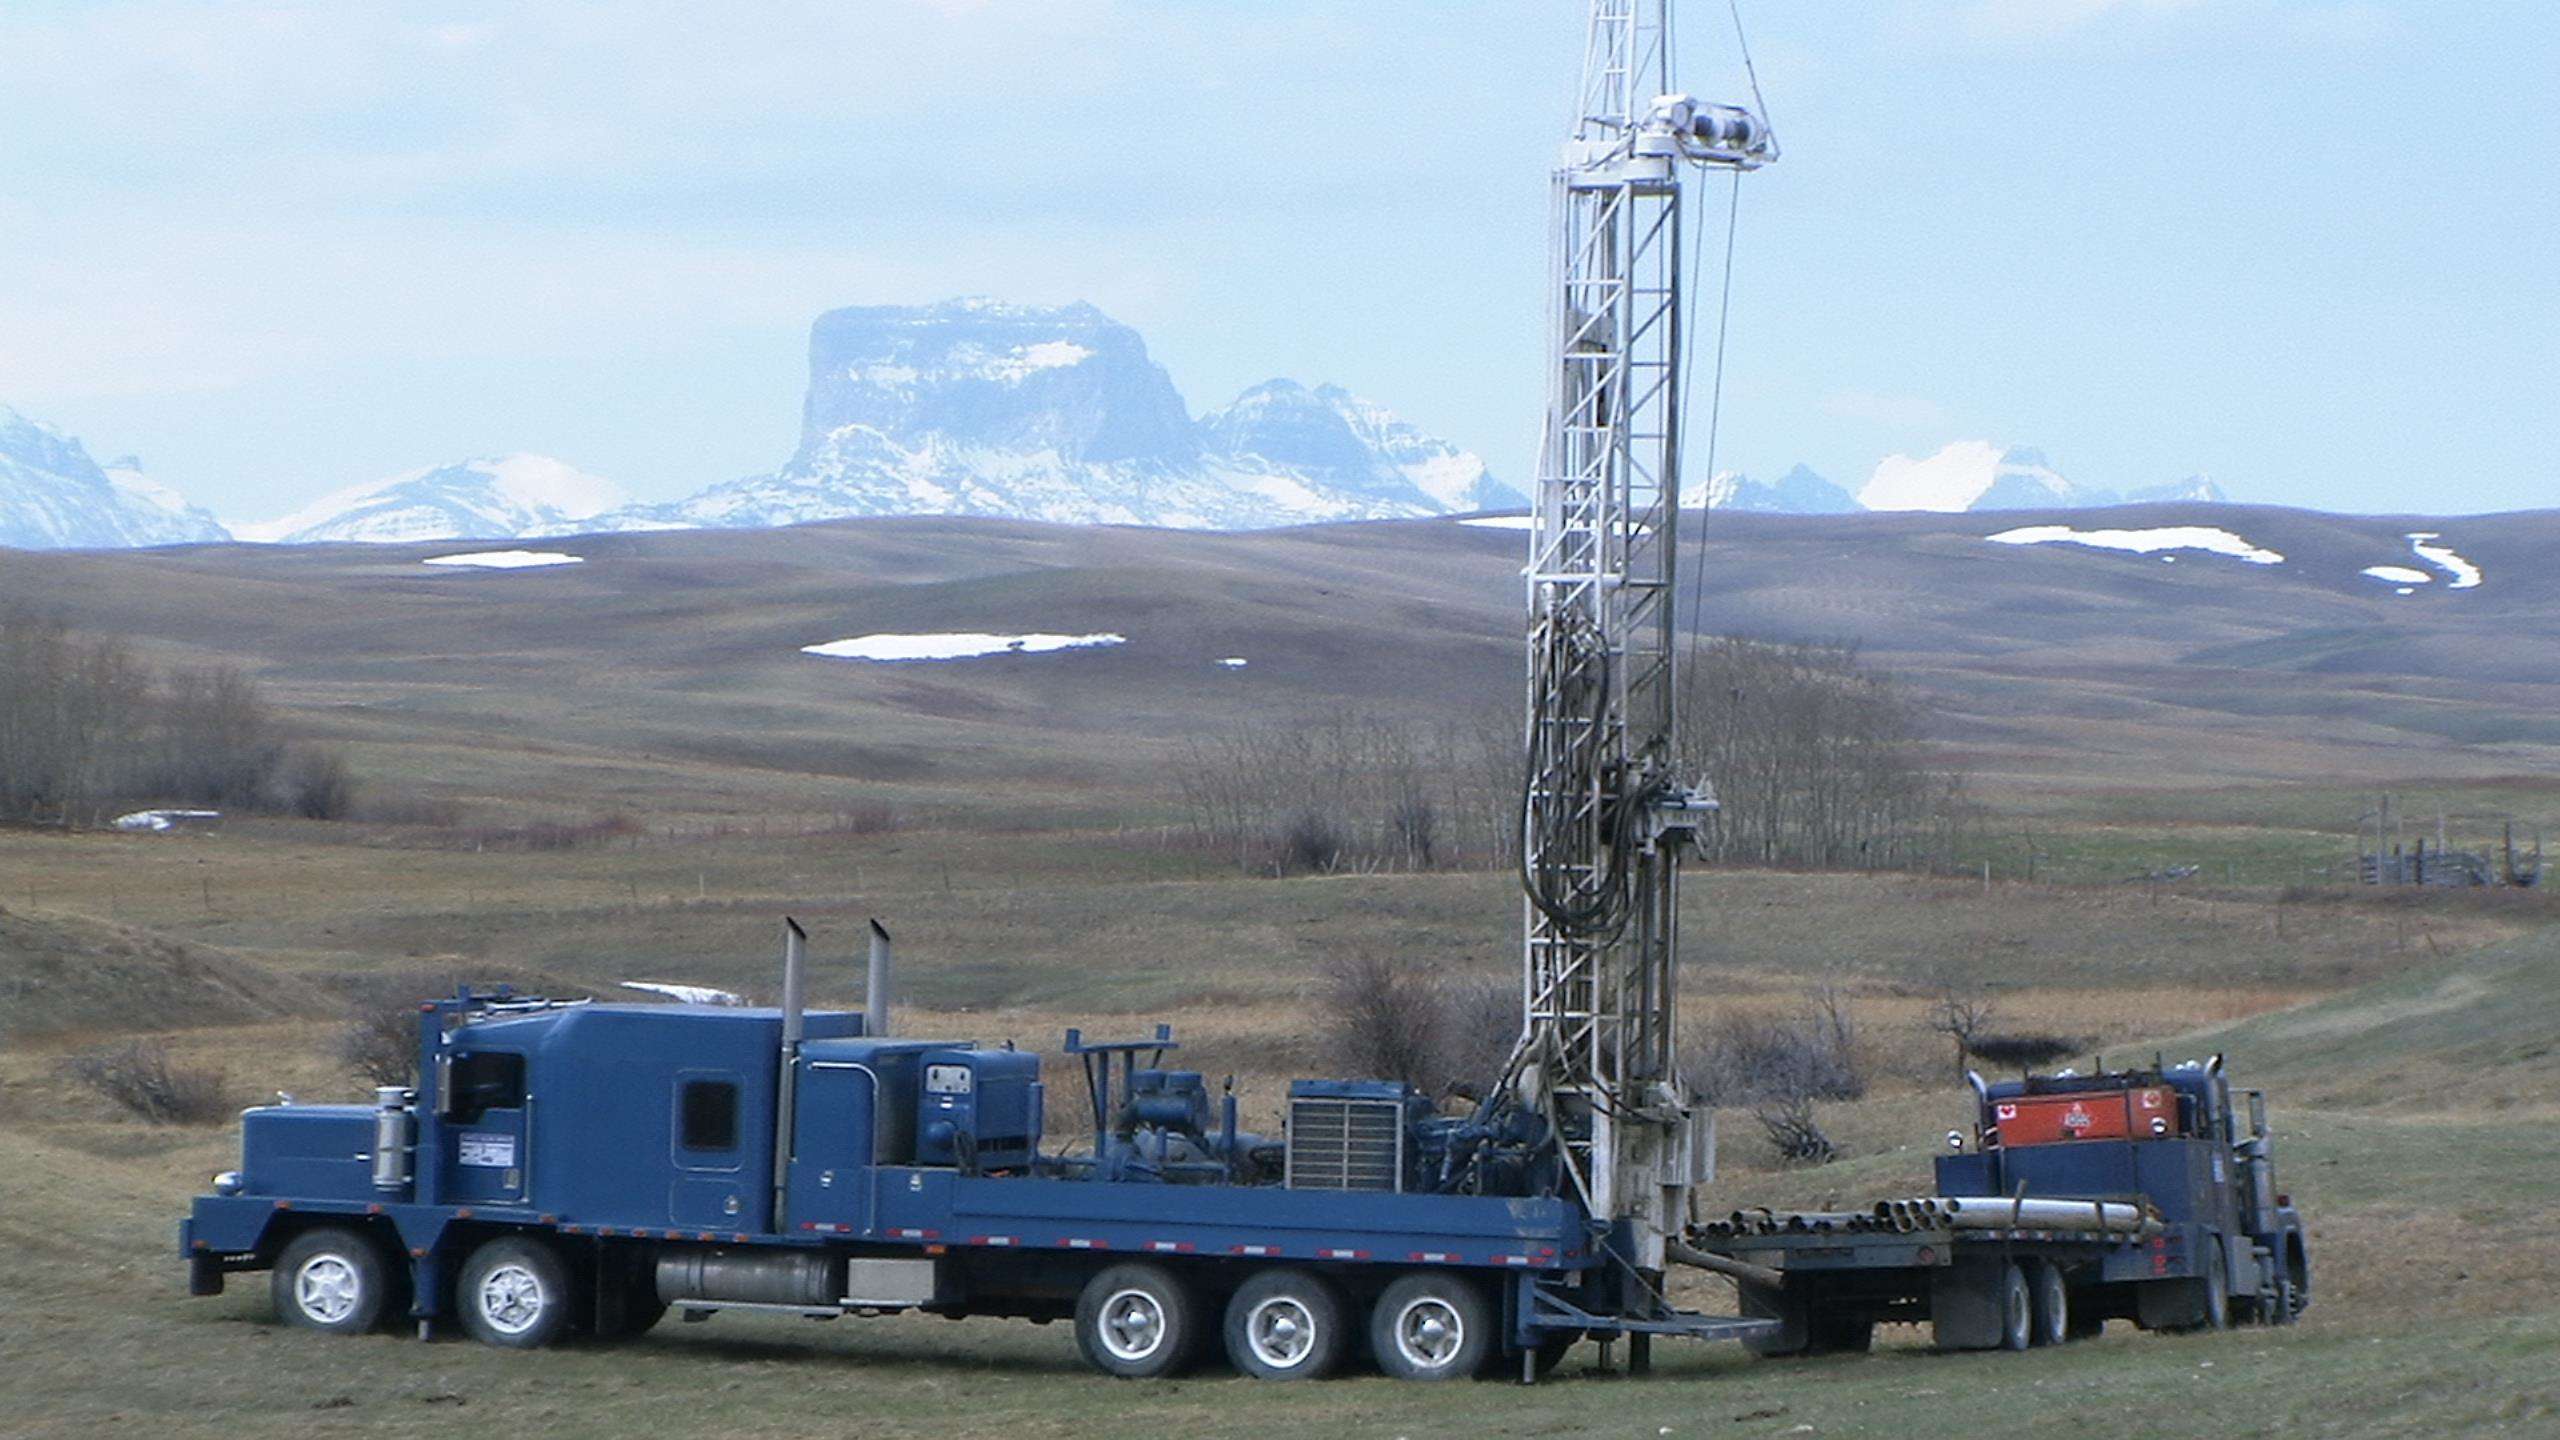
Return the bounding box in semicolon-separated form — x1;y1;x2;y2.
656;1248;843;1307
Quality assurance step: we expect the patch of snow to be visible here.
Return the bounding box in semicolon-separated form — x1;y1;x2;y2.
1986;524;2284;566
621;981;744;1006
2405;533;2482;589
2396;587;2416;596
1458;514;1535;530
982;340;1094;384
112;808;222;832
2361;565;2432;585
422;549;584;569
801;632;1126;662
1216;657;1249;668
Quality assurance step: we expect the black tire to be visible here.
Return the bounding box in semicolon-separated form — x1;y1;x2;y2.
2200;1238;2230;1332
2028;1260;2069;1347
273;1227;397;1336
1370;1272;1495;1382
1998;1261;2033;1352
457;1235;573;1349
1075;1263;1203;1378
1223;1268;1349;1381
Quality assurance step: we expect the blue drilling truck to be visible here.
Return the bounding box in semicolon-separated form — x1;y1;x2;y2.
1693;1058;2314;1354
178;925;1767;1382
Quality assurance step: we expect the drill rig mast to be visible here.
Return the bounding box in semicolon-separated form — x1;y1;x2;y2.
1514;0;1774;1274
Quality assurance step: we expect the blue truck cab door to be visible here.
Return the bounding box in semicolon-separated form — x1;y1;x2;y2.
784;1059;879;1235
440;1049;529;1206
669;1068;757;1230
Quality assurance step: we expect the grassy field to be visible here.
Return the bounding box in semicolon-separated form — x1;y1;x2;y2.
3;512;2557;1436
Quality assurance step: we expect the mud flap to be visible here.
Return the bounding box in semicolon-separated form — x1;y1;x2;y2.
188;1251;226;1297
2136;1277;2207;1330
1930;1258;2006;1350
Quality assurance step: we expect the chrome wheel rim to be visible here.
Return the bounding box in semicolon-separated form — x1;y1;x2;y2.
1246;1296;1317;1369
1099;1288;1167;1362
477;1262;546;1336
294;1254;361;1324
1394;1297;1463;1369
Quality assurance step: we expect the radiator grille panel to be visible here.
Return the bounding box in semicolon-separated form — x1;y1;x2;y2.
1286;1097;1404;1192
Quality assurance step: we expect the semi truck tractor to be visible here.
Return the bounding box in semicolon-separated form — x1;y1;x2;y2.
1696;1057;2313;1353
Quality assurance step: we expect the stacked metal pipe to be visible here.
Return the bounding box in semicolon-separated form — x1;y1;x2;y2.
1691;1195;2160;1242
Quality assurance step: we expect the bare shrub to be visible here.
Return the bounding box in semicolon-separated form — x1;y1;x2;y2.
1324;953;1438;1090
1283;811;1347;875
1965;1032;2086;1074
1432;976;1518;1101
273;744;355;820
63;1039;229;1124
1684;995;1865;1109
338;976;431;1085
1755;1096;1839;1166
1320;957;1517;1098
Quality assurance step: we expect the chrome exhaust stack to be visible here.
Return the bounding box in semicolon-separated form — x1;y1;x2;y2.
772;917;808;1224
866;918;893;1039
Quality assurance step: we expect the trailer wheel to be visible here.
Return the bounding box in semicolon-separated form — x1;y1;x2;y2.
1224;1269;1349;1381
1998;1262;2032;1351
1075;1263;1202;1378
1371;1272;1493;1382
273;1227;395;1336
2027;1260;2069;1347
458;1236;573;1349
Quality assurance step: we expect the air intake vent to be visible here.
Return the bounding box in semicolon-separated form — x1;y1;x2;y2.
1284;1082;1409;1192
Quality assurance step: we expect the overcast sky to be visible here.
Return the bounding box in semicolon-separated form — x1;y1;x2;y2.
3;0;2552;521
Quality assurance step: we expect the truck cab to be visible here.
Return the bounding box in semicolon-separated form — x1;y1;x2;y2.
1937;1056;2311;1328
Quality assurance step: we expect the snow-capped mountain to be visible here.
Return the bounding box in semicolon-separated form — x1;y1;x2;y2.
2126;474;2227;504
602;300;1512;533
1859;442;2113;513
1693;463;1860;514
1203;380;1525;514
0;404;229;550
237;454;625;544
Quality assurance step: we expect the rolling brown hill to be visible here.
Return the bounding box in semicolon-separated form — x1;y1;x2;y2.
7;503;2555;817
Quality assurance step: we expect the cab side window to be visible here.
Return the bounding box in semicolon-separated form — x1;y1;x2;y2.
446;1052;524;1124
680;1079;739;1153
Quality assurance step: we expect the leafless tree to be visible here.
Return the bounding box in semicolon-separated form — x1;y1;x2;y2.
0;608;356;826
1926;990;1999;1079
1677;638;1971;872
